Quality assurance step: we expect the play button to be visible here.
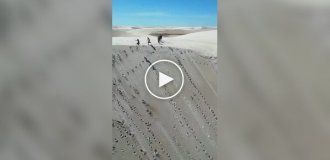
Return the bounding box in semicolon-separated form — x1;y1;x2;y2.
159;72;174;88
145;59;184;100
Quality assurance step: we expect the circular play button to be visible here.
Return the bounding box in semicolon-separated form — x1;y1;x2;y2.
144;59;184;100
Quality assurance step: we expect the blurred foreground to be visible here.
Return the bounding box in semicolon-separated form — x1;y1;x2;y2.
0;0;112;160
220;0;330;160
1;0;330;160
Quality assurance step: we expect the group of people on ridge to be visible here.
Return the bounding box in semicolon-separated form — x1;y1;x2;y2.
136;35;163;46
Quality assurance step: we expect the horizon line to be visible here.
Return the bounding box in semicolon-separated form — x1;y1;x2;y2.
113;26;218;28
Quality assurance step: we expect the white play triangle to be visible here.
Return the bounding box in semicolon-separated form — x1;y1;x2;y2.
159;72;174;88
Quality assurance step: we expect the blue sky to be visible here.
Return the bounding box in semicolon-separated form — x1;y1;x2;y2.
112;0;217;27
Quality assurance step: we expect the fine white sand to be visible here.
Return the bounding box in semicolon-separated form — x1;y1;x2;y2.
112;28;217;57
112;27;218;159
112;45;217;160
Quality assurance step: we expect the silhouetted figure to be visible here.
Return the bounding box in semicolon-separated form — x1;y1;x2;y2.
157;35;163;44
136;39;140;45
147;37;151;45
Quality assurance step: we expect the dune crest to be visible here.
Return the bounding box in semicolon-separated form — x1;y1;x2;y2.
112;28;217;57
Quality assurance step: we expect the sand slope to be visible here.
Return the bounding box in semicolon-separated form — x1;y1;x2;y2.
112;29;217;57
112;45;217;160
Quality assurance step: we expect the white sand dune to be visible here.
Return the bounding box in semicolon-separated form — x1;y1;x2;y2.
112;27;218;160
112;45;217;160
165;30;217;57
112;28;217;57
112;28;207;37
112;27;215;35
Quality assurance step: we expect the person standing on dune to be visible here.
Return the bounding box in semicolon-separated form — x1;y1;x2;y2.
147;37;151;45
136;39;140;45
157;35;163;44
